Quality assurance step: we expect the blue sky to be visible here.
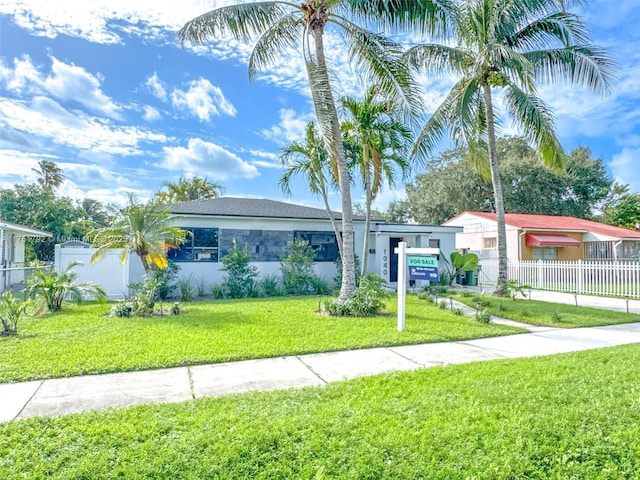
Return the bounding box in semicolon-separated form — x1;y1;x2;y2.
1;0;639;212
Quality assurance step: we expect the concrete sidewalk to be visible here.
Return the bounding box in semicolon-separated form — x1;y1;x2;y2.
2;320;640;423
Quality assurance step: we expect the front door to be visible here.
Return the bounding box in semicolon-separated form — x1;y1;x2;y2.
389;237;402;282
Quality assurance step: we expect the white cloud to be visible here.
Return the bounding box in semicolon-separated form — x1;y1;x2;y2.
371;187;407;212
261;108;314;144
171;78;236;121
0;97;168;156
610;148;640;192
1;55;122;119
161;138;259;180
143;105;161;121
145;72;167;101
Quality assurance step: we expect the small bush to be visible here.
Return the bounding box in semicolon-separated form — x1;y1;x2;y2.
195;276;208;298
453;308;464;316
220;240;258;299
476;309;491;324
150;261;179;300
258;275;282;297
177;275;195;302
504;279;530;301
439;300;448;309
211;284;225;300
311;276;332;295
281;239;316;295
0;291;32;335
323;274;388;317
111;301;133;318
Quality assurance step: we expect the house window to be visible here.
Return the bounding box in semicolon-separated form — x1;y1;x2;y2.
532;247;557;261
621;241;640;260
483;237;497;250
168;228;218;262
585;241;613;260
293;231;339;262
428;239;440;249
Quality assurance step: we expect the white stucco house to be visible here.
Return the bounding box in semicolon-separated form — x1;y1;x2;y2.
1;220;52;293
57;197;462;299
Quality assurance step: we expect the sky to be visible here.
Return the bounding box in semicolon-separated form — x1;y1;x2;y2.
1;0;639;213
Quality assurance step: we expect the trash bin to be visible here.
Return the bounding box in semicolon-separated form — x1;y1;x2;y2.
466;268;479;286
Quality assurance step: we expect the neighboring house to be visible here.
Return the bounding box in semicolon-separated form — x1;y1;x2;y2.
58;197;462;298
1;220;52;293
443;211;640;262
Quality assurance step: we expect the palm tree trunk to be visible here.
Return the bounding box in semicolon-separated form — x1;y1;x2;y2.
309;29;356;302
361;160;372;278
320;185;344;259
482;84;508;295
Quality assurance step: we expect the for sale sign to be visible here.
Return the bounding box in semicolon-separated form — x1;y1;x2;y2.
407;256;439;281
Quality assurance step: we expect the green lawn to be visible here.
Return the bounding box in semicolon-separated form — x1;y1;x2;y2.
446;291;640;327
1;344;638;479
0;295;523;383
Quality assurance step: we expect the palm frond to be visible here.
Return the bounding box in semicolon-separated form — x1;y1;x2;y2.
176;2;291;45
525;45;617;95
504;84;565;169
404;43;473;77
507;11;591;50
248;12;303;81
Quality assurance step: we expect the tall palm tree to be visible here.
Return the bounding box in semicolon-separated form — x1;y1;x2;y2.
176;0;434;302
154;175;223;204
88;195;187;275
406;0;616;294
31;160;64;191
340;87;412;276
279;122;343;258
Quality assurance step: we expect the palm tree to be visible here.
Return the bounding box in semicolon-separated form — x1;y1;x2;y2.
31;160;63;191
406;0;616;294
154;175;223;204
176;0;433;302
340;87;412;276
279;122;343;258
88;195;187;275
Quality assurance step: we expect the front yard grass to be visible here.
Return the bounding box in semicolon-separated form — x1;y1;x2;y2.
446;291;640;327
0;295;523;383
1;344;638;478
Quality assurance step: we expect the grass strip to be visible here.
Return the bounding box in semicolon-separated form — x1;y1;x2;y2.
0;295;523;383
1;344;638;478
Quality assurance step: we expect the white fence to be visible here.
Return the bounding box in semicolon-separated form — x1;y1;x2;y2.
479;259;640;299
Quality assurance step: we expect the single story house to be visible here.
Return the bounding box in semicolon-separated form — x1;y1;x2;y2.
58;197;462;298
443;211;640;262
1;220;52;292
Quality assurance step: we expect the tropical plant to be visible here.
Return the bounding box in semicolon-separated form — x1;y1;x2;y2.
0;291;33;335
177;0;431;303
447;252;479;286
280;238;317;295
220;239;259;299
88;194;187;276
154;175;223;204
26;262;106;312
323;273;388;317
279;122;342;258
405;0;616;295
340;86;412;276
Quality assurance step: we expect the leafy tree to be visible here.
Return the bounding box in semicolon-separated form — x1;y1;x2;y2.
340;86;412;276
220;239;259;299
405;139;616;224
603;193;640;229
154;175;223;204
26;261;106;312
280;238;317;295
31;160;64;191
88;195;187;276
177;0;432;303
0;184;84;261
279;122;342;258
405;0;615;294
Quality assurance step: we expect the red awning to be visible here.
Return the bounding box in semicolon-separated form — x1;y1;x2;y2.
525;233;580;248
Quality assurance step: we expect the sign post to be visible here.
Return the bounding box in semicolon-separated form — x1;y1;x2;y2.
394;243;440;332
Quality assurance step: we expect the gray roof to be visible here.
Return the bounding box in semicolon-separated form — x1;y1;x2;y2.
169;197;364;221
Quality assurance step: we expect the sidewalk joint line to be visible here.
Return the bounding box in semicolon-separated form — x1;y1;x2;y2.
187;367;196;399
295;356;328;385
384;347;423;366
15;380;44;421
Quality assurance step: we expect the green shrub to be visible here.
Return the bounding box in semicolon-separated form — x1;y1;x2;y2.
311;276;332;295
150;260;179;300
323;274;388;317
259;275;284;297
280;239;316;295
211;284;225;299
26;261;106;311
453;307;464;316
177;275;195;302
220;240;258;299
504;279;530;300
195;276;208;298
0;291;32;335
476;309;491;323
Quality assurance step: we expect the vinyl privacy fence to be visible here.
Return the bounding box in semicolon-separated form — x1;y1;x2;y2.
479;259;640;299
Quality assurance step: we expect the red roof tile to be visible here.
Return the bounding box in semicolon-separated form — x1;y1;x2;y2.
450;212;640;239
